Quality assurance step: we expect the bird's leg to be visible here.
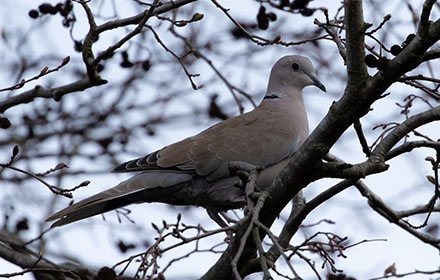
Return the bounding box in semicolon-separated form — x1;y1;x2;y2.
235;171;250;188
229;161;261;174
229;161;263;192
206;209;234;240
219;211;238;224
206;209;228;228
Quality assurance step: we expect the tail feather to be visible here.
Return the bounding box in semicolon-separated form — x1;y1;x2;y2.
46;175;246;228
49;193;140;227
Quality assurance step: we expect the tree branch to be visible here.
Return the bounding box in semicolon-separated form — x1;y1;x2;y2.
0;0;198;113
0;78;99;113
386;140;440;160
202;2;440;278
344;0;368;87
371;105;440;159
354;181;440;249
265;179;357;264
0;229;96;279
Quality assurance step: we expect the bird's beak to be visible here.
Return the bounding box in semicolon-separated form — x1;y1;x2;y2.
308;73;326;92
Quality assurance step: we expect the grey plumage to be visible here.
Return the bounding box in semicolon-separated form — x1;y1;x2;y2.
46;55;325;228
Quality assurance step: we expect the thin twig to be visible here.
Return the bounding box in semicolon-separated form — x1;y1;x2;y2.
368;268;440;280
211;0;326;47
354;119;371;157
169;26;256;112
355;181;440;249
94;0;160;64
146;25;200;90
0;57;70;93
255;221;301;279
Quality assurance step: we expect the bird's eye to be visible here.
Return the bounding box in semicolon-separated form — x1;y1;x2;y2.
291;62;300;71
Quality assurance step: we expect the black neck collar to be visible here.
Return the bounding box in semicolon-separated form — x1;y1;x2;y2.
263;94;281;100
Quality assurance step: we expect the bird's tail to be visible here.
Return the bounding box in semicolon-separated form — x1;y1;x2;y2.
46;182;136;227
46;173;246;228
46;172;194;227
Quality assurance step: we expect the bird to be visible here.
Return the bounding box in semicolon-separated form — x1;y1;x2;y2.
46;55;326;228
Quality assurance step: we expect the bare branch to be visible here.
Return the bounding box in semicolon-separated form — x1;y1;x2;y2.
344;0;368;87
211;0;326;47
0;77;101;113
0;57;70;93
366;14;392;35
372;105;440;159
94;0;198;34
369;268;440;280
146;25;201;90
355;181;440;249
314;18;346;63
353;119;371;157
265;179;356;265
169;27;255;112
397;204;440;218
93;0;160;65
418;0;437;33
386;140;440;160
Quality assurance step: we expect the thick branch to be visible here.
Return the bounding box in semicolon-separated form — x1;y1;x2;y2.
0;229;96;279
419;0;437;34
202;3;440;278
344;0;368;86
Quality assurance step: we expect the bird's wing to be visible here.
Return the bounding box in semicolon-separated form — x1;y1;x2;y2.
113;107;301;181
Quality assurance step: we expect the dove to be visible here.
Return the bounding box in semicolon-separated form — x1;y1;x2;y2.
46;55;326;228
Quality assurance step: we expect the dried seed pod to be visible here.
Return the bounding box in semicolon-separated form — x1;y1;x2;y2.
402;33;416;48
267;12;277;22
0;117;11;129
300;8;314;17
376;56;389;70
257;6;269;30
390;45;402;56
74;40;83;52
28;9;39;19
364;54;378;68
39;3;57;15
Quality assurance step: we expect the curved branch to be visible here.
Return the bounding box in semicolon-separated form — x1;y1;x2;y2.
419;0;437;33
94;0;197;34
319;107;440;179
386;140;440;160
397;204;440;217
0;229;96;279
202;2;440;278
264;179;357;264
372;106;440;159
355;181;440;249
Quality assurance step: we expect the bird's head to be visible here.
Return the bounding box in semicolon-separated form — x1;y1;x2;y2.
267;55;326;96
